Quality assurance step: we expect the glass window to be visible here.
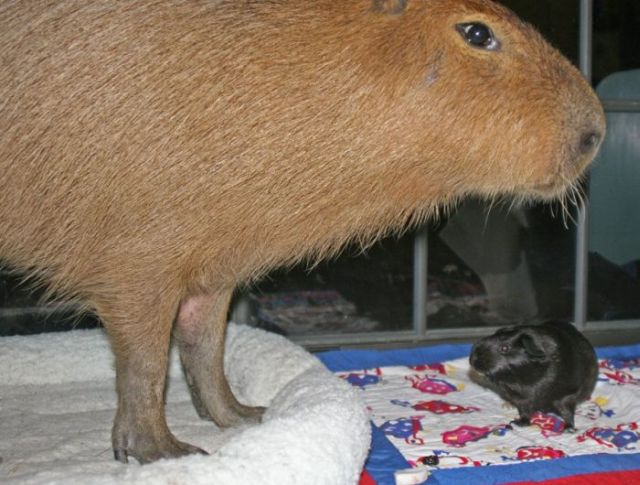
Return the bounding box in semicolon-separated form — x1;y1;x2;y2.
0;270;98;336
593;1;640;84
241;234;415;337
502;0;579;65
426;201;577;329
587;1;640;322
588;72;640;321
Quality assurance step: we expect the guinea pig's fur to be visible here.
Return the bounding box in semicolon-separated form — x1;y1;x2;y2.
469;321;598;430
1;0;605;464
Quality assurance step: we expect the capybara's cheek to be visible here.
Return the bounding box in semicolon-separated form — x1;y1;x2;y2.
464;66;604;201
516;65;605;198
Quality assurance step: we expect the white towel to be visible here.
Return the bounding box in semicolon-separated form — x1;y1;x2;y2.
0;324;370;484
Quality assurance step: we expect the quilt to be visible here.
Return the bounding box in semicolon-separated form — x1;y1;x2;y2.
319;342;640;485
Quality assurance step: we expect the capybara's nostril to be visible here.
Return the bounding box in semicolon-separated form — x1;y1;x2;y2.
579;130;602;155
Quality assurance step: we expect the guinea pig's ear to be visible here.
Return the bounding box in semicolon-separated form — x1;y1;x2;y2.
371;0;407;15
521;334;546;359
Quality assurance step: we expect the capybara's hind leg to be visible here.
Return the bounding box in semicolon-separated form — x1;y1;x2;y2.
175;290;265;427
106;300;207;464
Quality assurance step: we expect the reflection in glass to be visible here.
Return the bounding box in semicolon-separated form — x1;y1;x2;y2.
588;70;640;321
426;200;575;329
243;235;414;336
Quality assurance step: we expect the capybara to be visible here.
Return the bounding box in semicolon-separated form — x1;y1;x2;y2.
1;0;604;464
469;321;598;430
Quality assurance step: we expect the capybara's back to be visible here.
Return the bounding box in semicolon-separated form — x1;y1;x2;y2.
0;0;605;464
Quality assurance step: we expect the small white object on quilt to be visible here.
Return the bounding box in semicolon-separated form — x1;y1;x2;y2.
0;324;370;485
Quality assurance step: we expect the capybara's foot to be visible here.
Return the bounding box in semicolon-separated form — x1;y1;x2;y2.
187;378;265;424
112;425;207;464
244;404;266;420
232;403;266;425
191;388;266;427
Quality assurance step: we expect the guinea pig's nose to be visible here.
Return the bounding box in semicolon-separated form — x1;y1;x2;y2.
469;346;480;368
578;129;602;155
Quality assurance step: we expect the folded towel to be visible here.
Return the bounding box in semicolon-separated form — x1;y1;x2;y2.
0;324;370;484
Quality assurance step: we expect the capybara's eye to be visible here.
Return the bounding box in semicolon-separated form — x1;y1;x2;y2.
456;22;500;51
499;343;510;354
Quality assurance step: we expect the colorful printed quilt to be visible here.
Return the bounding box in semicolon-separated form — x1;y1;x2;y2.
318;343;640;485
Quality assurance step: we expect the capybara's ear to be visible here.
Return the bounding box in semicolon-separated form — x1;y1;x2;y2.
372;0;407;15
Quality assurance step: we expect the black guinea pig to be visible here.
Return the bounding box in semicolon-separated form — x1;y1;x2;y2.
469;320;598;431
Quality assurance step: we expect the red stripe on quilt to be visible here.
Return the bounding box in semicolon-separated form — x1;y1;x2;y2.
359;469;377;485
508;469;640;485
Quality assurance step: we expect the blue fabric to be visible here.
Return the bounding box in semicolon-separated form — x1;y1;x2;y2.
316;342;640;485
317;344;472;373
363;424;412;485
426;453;640;484
596;344;640;360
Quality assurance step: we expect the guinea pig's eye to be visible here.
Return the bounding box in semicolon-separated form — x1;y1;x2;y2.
498;343;510;354
455;22;500;51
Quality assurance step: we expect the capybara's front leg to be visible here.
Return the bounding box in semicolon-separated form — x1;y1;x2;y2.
108;308;206;464
175;290;265;427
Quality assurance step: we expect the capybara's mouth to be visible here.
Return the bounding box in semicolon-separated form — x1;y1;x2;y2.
528;182;564;197
521;177;582;202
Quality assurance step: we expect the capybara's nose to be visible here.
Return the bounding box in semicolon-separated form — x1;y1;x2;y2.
578;129;603;156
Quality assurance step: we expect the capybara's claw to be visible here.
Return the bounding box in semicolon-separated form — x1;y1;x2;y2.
201;403;266;428
113;448;129;464
249;405;266;420
112;420;208;464
113;440;207;465
237;404;266;424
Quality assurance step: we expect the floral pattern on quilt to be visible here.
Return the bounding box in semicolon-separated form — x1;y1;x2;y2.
339;356;640;472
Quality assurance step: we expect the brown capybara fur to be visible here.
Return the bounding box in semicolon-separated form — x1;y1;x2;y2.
0;0;604;464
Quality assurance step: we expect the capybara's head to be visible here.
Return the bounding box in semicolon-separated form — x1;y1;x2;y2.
363;0;605;206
